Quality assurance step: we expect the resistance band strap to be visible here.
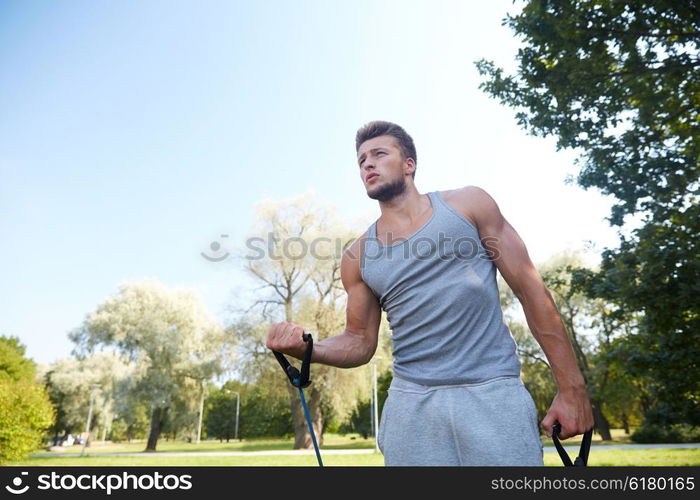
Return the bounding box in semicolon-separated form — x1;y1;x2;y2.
272;333;313;389
298;386;323;467
552;423;593;466
272;333;322;466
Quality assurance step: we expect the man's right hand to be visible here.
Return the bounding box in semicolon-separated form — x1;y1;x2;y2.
266;321;308;360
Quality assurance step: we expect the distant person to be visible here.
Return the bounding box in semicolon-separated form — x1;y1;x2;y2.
267;121;594;465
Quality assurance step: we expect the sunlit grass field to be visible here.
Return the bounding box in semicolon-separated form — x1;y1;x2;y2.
9;430;699;467
32;433;377;454
11;449;700;467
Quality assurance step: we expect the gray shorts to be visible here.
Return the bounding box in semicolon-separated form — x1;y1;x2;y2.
377;375;544;466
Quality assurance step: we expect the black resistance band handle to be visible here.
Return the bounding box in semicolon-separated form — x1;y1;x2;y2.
273;333;313;388
552;422;593;466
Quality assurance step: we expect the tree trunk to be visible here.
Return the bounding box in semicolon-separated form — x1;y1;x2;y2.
310;387;324;447
145;406;168;452
196;384;204;444
622;412;630;434
591;399;612;440
290;386;308;449
290;386;324;449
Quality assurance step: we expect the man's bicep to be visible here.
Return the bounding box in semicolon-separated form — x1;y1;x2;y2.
346;281;382;337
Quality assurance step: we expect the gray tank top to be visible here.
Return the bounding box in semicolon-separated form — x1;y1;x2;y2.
360;191;521;385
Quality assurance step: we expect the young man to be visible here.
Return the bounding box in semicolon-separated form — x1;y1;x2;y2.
266;121;594;466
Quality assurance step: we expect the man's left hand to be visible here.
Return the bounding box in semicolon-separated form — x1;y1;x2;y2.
541;387;595;439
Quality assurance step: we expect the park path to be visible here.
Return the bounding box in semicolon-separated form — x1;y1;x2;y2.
32;442;700;458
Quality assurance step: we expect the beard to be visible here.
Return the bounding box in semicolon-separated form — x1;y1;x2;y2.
367;176;407;202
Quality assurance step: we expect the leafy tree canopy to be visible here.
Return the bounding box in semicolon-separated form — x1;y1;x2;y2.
477;1;699;426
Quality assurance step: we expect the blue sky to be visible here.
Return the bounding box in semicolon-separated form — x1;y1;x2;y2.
0;0;620;366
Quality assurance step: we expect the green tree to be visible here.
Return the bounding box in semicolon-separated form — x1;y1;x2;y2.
239;193;390;449
0;336;55;463
44;352;132;442
499;251;647;439
238;384;294;438
0;336;35;381
477;0;699;427
108;400;150;443
102;370;154;442
507;321;557;422
345;398;372;439
595;338;646;434
70;280;235;451
204;381;241;441
341;369;392;439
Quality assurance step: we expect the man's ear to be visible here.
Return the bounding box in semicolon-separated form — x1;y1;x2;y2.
404;157;416;176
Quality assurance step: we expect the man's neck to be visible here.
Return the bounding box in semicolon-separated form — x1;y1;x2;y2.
377;186;429;226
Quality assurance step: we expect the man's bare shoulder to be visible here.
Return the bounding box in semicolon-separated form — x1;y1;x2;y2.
439;185;491;204
438;185;494;229
343;233;365;264
340;231;370;284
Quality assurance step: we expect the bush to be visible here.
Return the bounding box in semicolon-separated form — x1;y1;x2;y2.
340;399;371;439
0;336;56;463
631;424;700;444
238;390;293;438
109;420;129;443
0;377;55;463
339;370;392;438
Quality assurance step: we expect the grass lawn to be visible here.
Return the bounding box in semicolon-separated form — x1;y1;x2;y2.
8;449;700;466
32;433;376;455
11;430;699;467
16;453;383;467
30;428;639;456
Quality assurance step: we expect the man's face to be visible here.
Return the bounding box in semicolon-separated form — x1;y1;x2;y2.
357;135;412;202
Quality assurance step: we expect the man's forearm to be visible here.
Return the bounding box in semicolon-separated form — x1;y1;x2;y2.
312;329;376;368
518;287;586;391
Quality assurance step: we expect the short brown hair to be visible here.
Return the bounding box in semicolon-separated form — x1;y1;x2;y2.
355;121;417;179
